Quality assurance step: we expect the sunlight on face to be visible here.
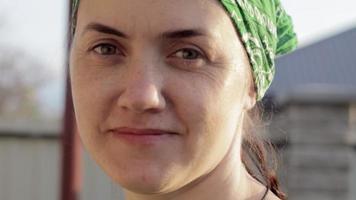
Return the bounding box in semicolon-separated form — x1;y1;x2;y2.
70;0;255;195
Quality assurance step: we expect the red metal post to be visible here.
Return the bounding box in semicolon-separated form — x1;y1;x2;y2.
60;75;82;200
60;1;82;200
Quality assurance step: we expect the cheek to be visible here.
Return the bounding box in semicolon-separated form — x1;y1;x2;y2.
69;58;118;149
166;70;246;172
171;68;247;133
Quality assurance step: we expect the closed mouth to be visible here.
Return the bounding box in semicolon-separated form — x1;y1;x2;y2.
109;127;179;144
109;127;178;136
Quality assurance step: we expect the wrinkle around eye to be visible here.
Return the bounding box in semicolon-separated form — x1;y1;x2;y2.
166;55;206;70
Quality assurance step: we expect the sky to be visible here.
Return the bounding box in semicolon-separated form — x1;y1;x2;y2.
0;0;68;116
282;0;356;47
0;0;356;117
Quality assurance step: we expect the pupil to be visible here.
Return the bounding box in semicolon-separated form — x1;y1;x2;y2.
183;50;197;59
102;45;115;54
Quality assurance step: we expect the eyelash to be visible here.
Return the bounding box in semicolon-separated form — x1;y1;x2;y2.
167;47;207;69
91;43;123;56
89;43;207;68
170;48;204;60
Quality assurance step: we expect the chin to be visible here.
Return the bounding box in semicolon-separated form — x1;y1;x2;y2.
111;168;172;194
95;154;169;192
91;138;187;194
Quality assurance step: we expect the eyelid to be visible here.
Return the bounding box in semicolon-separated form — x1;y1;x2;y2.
165;44;210;70
168;44;207;59
88;39;126;55
93;43;119;55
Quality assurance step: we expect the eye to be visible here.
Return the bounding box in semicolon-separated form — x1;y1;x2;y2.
167;47;207;69
92;43;121;55
173;48;202;60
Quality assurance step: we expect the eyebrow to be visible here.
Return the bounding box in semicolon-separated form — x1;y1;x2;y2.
82;22;208;39
160;29;207;39
82;22;128;38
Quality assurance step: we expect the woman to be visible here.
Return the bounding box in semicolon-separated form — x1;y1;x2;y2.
69;0;297;199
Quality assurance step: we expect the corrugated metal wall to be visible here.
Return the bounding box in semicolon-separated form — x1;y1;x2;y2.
0;137;60;200
0;135;126;200
81;149;125;200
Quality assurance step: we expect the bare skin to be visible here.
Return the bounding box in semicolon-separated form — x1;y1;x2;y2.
70;0;280;199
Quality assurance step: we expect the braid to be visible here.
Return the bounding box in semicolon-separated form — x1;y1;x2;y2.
242;104;286;200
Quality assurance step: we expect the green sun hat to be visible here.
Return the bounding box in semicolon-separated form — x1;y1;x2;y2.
71;0;297;100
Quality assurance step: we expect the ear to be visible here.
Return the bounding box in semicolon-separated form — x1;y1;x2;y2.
243;78;257;111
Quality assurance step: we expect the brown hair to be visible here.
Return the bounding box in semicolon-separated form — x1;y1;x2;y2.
68;2;286;199
242;103;286;200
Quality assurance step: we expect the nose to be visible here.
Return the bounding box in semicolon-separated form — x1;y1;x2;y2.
117;64;166;113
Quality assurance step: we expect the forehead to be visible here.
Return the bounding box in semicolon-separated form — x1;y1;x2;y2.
76;0;233;37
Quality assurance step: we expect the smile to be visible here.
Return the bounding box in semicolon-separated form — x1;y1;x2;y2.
109;127;179;145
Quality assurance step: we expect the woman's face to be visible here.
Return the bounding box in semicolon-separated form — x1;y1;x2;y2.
70;0;255;194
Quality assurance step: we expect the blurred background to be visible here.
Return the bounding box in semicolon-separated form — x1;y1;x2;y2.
0;0;355;200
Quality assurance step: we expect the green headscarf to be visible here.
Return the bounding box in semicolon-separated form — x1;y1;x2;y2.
71;0;297;100
219;0;297;100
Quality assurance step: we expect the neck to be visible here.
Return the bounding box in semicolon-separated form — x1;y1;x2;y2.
124;133;266;200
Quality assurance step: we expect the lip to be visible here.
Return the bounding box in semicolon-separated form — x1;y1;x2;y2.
109;127;178;145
